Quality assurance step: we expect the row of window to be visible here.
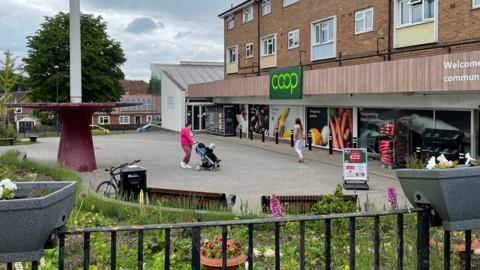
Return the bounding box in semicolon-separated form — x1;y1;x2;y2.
228;0;297;29
97;116;152;125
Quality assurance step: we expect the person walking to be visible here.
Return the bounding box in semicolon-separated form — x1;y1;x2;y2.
181;122;196;168
294;118;305;163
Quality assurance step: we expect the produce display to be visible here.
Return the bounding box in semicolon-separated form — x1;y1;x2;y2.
378;119;411;169
380;139;407;164
328;108;353;149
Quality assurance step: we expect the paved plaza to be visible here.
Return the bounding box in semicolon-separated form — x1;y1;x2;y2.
3;131;407;210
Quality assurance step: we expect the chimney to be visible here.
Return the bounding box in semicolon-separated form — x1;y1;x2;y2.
231;4;233;8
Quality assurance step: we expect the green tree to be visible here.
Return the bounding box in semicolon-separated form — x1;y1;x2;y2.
148;75;161;95
23;12;127;103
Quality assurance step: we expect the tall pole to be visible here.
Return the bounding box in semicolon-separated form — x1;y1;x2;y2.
56;68;59;136
70;0;82;103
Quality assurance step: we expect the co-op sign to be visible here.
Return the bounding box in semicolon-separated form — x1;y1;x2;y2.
443;60;480;82
270;66;303;100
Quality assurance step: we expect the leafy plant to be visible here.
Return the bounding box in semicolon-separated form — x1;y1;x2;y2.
404;153;426;169
30;183;52;198
200;236;245;259
311;185;358;215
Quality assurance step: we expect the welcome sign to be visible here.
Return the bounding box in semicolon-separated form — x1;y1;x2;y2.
270;66;303;100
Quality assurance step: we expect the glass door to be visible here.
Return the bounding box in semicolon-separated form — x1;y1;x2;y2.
193;106;200;130
201;106;206;130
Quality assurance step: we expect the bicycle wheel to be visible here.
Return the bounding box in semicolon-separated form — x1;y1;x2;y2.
96;181;118;198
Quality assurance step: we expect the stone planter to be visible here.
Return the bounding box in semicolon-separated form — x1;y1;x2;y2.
396;166;480;231
200;252;246;270
29;136;37;143
0;181;77;263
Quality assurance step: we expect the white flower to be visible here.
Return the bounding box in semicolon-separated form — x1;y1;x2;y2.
0;179;16;191
466;153;473;165
40;257;45;266
245;261;249;269
437;154;446;164
0;186;3;198
426;157;436;170
14;262;23;270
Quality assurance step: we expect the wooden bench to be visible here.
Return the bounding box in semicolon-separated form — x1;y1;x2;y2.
147;187;236;210
0;138;15;145
261;194;358;213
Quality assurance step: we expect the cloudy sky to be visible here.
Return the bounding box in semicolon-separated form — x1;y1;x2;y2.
0;0;244;81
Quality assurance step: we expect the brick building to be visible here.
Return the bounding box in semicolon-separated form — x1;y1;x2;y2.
188;0;480;157
92;94;156;126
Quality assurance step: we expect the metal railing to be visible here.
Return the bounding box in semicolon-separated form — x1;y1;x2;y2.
4;207;476;270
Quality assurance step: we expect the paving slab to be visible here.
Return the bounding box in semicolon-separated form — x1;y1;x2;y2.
1;131;408;212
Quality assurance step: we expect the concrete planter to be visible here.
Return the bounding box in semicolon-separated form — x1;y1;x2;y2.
0;181;77;263
396;166;480;231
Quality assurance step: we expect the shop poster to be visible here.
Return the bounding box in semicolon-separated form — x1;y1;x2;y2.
329;108;354;149
343;148;368;181
249;105;270;135
269;105;301;138
306;107;329;147
234;105;248;133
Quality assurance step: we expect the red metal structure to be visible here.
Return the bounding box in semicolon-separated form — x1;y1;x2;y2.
5;103;139;172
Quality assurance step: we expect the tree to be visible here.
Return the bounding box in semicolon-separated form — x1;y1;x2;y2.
147;75;161;95
0;70;31;92
23;12;127;103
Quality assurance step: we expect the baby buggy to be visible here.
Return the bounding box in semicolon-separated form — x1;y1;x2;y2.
194;143;221;172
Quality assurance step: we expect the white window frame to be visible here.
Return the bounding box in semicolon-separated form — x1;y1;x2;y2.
355;7;374;34
227;15;234;29
242;7;253;23
246;43;254;58
474;0;480;8
14;107;22;113
283;0;299;7
99;116;110;125
311;16;337;61
260;33;277;68
398;0;435;27
226;45;239;73
288;29;299;49
147;115;152;123
262;0;271;15
119;116;130;124
394;0;438;48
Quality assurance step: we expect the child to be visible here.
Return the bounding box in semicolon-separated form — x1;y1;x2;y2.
205;143;221;163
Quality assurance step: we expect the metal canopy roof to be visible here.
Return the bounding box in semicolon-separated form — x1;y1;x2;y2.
120;98;157;112
151;62;224;92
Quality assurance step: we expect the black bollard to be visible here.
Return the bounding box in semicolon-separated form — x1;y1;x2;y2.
262;128;265;142
250;127;253;141
275;128;278;144
329;135;333;154
291;129;294;147
459;152;465;165
239;125;242;139
353;137;357;148
308;132;312;151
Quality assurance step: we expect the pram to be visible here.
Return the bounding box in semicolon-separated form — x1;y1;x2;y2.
194;143;221;172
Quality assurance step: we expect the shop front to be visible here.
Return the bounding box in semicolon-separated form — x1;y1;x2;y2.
189;49;480;158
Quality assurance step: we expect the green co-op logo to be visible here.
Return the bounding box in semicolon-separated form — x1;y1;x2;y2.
271;73;299;94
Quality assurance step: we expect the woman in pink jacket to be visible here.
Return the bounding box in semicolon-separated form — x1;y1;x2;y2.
180;122;196;168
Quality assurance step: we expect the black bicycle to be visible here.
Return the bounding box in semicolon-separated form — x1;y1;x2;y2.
96;159;141;198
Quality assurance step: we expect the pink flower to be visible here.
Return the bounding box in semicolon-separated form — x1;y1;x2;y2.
388;187;397;208
270;194;284;218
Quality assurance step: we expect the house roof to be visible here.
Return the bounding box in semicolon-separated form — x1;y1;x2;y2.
120;80;148;95
150;61;224;93
6;91;29;104
218;0;254;18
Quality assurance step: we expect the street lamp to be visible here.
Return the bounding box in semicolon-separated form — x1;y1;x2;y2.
54;65;59;136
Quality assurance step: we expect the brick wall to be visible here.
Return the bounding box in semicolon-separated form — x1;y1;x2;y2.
224;0;480;80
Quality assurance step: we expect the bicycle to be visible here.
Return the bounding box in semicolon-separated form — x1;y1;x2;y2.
96;159;141;198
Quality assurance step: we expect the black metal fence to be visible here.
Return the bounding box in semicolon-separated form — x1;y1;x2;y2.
4;207;476;270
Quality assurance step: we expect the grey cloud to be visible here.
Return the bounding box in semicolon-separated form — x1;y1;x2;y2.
175;31;191;40
124;17;163;34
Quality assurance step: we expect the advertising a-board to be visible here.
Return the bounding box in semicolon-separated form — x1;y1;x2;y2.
269;105;301;139
249;105;269;135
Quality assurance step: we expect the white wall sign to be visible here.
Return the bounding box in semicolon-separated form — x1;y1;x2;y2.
167;96;174;109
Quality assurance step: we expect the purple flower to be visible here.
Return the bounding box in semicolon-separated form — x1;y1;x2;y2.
78;191;88;200
415;243;418;252
405;249;408;257
382;244;385;254
354;186;356;194
270;194;284;218
388;187;398;209
23;169;27;172
365;202;368;212
371;234;374;242
36;193;41;197
436;247;440;254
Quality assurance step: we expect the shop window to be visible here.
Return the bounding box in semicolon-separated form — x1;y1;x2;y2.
475;0;480;8
262;36;276;56
355;7;374;34
119;116;130;124
288;29;299;49
243;7;253;23
99;116;110;124
227;47;237;63
283;0;299;7
227;15;234;29
262;0;271;15
311;17;336;61
399;0;435;26
246;43;253;58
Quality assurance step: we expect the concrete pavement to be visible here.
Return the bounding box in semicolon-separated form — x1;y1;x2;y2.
3;131;407;211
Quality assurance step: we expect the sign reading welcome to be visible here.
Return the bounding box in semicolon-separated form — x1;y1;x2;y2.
270;66;303;100
443;60;480;82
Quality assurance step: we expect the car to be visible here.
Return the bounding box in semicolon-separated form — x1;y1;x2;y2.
90;125;110;133
136;123;152;132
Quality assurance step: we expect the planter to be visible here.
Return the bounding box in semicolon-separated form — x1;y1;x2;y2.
0;181;77;263
200;252;246;270
396;166;480;231
29;136;37;142
429;238;480;260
